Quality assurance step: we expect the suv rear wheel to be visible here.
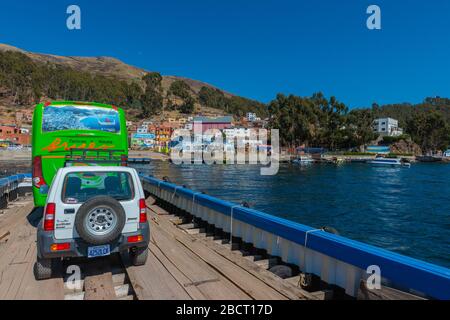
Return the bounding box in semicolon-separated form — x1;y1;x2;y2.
34;256;53;280
130;247;148;266
75;196;126;245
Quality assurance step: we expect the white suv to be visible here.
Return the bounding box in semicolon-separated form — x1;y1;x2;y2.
34;166;149;280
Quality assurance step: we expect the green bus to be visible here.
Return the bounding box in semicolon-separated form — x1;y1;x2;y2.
32;101;129;207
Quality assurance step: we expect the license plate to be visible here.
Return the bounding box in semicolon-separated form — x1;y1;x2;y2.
87;245;110;258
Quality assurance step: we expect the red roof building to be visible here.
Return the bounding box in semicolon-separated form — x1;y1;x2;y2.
0;125;31;145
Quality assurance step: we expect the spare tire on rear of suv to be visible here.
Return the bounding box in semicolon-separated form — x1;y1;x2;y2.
75;196;126;245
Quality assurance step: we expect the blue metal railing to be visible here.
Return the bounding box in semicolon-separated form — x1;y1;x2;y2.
141;175;450;300
0;173;30;208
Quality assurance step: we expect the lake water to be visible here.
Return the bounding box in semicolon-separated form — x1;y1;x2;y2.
133;161;450;268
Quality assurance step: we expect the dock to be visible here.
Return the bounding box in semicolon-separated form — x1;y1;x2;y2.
0;197;314;300
0;174;448;300
0;176;314;300
128;158;152;164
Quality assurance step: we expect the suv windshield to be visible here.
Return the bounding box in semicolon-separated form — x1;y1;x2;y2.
62;171;134;204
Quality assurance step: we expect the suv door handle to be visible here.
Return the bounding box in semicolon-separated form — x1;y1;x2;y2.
64;208;75;214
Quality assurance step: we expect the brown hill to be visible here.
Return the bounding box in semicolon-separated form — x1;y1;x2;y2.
0;43;230;97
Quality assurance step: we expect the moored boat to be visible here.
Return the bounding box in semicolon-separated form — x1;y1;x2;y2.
367;156;410;167
292;155;314;165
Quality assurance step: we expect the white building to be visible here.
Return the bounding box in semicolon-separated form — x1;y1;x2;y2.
137;126;148;134
246;112;258;122
372;118;403;137
223;128;251;139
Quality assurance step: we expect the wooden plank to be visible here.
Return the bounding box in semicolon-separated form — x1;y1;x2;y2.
201;240;316;300
0;231;9;241
83;260;116;300
1;240;35;299
145;196;156;206
151;224;251;300
150;210;290;300
178;223;198;230
84;272;116;300
114;284;131;298
125;250;192;300
185;228;205;235
285;276;300;286
357;280;425;300
0;201;64;300
0;201;35;239
149;241;207;300
151;205;318;300
15;245;65;300
65;292;85;300
149;205;169;215
244;254;263;262
152;229;219;283
255;258;278;269
169;217;187;225
112;272;127;285
310;290;334;300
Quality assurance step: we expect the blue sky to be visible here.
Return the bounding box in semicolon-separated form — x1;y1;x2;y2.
1;0;450;108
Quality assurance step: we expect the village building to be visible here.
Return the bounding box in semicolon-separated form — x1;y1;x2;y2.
372;118;403;137
0;125;31;146
192;116;233;133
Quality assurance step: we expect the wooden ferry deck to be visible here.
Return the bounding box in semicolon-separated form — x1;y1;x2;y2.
0;196;316;300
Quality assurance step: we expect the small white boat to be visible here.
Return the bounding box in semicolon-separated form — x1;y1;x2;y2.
292;155;314;165
367;156;410;167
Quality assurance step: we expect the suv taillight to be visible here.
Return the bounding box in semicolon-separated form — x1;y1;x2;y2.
121;155;128;167
32;156;47;188
139;199;147;223
44;203;56;231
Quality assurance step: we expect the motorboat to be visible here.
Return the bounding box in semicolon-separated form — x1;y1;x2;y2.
292;155;315;165
367;156;410;167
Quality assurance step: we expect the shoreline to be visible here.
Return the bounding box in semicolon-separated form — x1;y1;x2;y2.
0;149;445;165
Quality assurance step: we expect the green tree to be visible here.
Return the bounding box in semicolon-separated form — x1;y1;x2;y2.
407;111;450;152
168;80;195;114
346;109;377;149
140;72;163;116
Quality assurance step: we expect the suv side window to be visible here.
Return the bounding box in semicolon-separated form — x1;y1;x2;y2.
62;171;135;204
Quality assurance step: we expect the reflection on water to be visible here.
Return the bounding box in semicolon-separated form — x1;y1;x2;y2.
134;161;450;268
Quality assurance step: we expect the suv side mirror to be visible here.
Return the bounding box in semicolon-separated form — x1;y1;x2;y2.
39;185;49;195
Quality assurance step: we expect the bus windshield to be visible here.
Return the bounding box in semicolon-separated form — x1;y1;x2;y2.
42;105;121;133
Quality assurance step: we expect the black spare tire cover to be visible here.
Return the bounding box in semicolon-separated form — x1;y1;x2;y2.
75;196;126;245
